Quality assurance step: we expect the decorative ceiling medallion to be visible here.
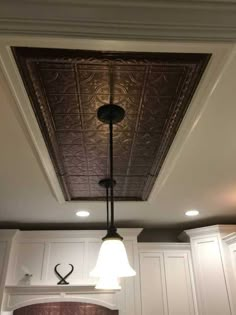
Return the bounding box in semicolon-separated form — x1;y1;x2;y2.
13;48;210;201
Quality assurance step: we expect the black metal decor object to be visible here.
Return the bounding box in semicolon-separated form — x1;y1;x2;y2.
54;264;74;285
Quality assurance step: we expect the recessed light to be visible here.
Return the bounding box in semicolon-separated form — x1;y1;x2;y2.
76;210;90;217
185;210;199;217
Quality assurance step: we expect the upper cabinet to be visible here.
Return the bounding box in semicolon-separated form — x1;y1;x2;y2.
0;230;17;306
2;225;236;315
184;225;236;315
138;244;198;315
2;229;142;315
6;230;141;287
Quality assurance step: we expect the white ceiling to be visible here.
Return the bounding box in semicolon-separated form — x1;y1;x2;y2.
0;32;236;228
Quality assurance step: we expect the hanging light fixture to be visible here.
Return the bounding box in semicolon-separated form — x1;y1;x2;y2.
90;66;136;283
95;275;121;290
94;178;121;290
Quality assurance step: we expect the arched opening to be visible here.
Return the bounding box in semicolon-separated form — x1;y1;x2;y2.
13;302;118;315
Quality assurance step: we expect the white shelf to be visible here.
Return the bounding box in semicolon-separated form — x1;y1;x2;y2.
3;284;118;312
4;284;116;294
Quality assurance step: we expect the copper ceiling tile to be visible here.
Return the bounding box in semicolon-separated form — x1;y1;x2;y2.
14;302;118;315
13;48;210;201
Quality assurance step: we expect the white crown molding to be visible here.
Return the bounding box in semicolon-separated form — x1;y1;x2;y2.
0;1;236;40
222;232;236;245
138;242;191;251
183;225;236;240
0;230;18;241
15;228;143;241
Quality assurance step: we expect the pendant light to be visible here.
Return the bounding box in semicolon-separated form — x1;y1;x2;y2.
94;178;121;290
95;275;121;290
90;66;136;281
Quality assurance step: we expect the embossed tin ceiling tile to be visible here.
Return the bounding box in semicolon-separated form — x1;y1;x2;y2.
53;114;82;131
67;176;89;185
40;68;77;95
57;131;83;145
13;47;210;201
86;144;108;157
48;94;79;114
80;94;109;113
59;144;85;157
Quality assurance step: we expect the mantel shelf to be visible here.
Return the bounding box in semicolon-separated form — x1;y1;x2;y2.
3;284;118;312
5;284;116;294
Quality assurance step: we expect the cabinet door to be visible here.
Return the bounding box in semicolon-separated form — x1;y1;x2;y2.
139;252;168;315
0;241;7;284
192;237;231;315
164;252;196;315
86;241;102;284
229;243;236;278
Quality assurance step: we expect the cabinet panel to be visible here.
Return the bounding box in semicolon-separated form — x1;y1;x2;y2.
193;237;231;315
86;241;101;284
0;241;7;284
229;243;236;278
46;242;85;283
14;242;45;284
123;241;136;315
140;252;167;315
164;252;195;315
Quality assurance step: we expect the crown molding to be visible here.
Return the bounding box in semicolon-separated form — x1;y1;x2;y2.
222;232;236;245
0;1;236;40
0;229;18;241
182;225;236;240
15;228;143;241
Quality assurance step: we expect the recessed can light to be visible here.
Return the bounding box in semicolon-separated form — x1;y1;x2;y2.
76;210;90;217
185;210;199;217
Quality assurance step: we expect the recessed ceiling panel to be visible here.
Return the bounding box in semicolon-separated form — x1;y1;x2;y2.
13;48;210;201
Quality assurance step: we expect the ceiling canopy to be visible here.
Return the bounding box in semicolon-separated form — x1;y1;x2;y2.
13;48;210;201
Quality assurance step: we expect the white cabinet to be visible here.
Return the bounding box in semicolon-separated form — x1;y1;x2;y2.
3;229;141;315
6;232;103;285
184;225;236;315
139;252;168;315
86;241;101;284
0;242;8;284
139;244;197;315
0;230;17;308
191;237;231;315
164;252;196;315
6;230;140;287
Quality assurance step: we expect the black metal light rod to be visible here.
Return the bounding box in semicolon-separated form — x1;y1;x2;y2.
106;186;109;230
109;118;115;230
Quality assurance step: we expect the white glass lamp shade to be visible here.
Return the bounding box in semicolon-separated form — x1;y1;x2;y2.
90;239;136;278
95;276;121;290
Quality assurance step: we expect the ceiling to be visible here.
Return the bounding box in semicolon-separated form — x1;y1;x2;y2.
13;47;209;202
0;2;236;229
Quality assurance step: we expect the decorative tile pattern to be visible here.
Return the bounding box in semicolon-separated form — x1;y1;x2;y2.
13;48;210;201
